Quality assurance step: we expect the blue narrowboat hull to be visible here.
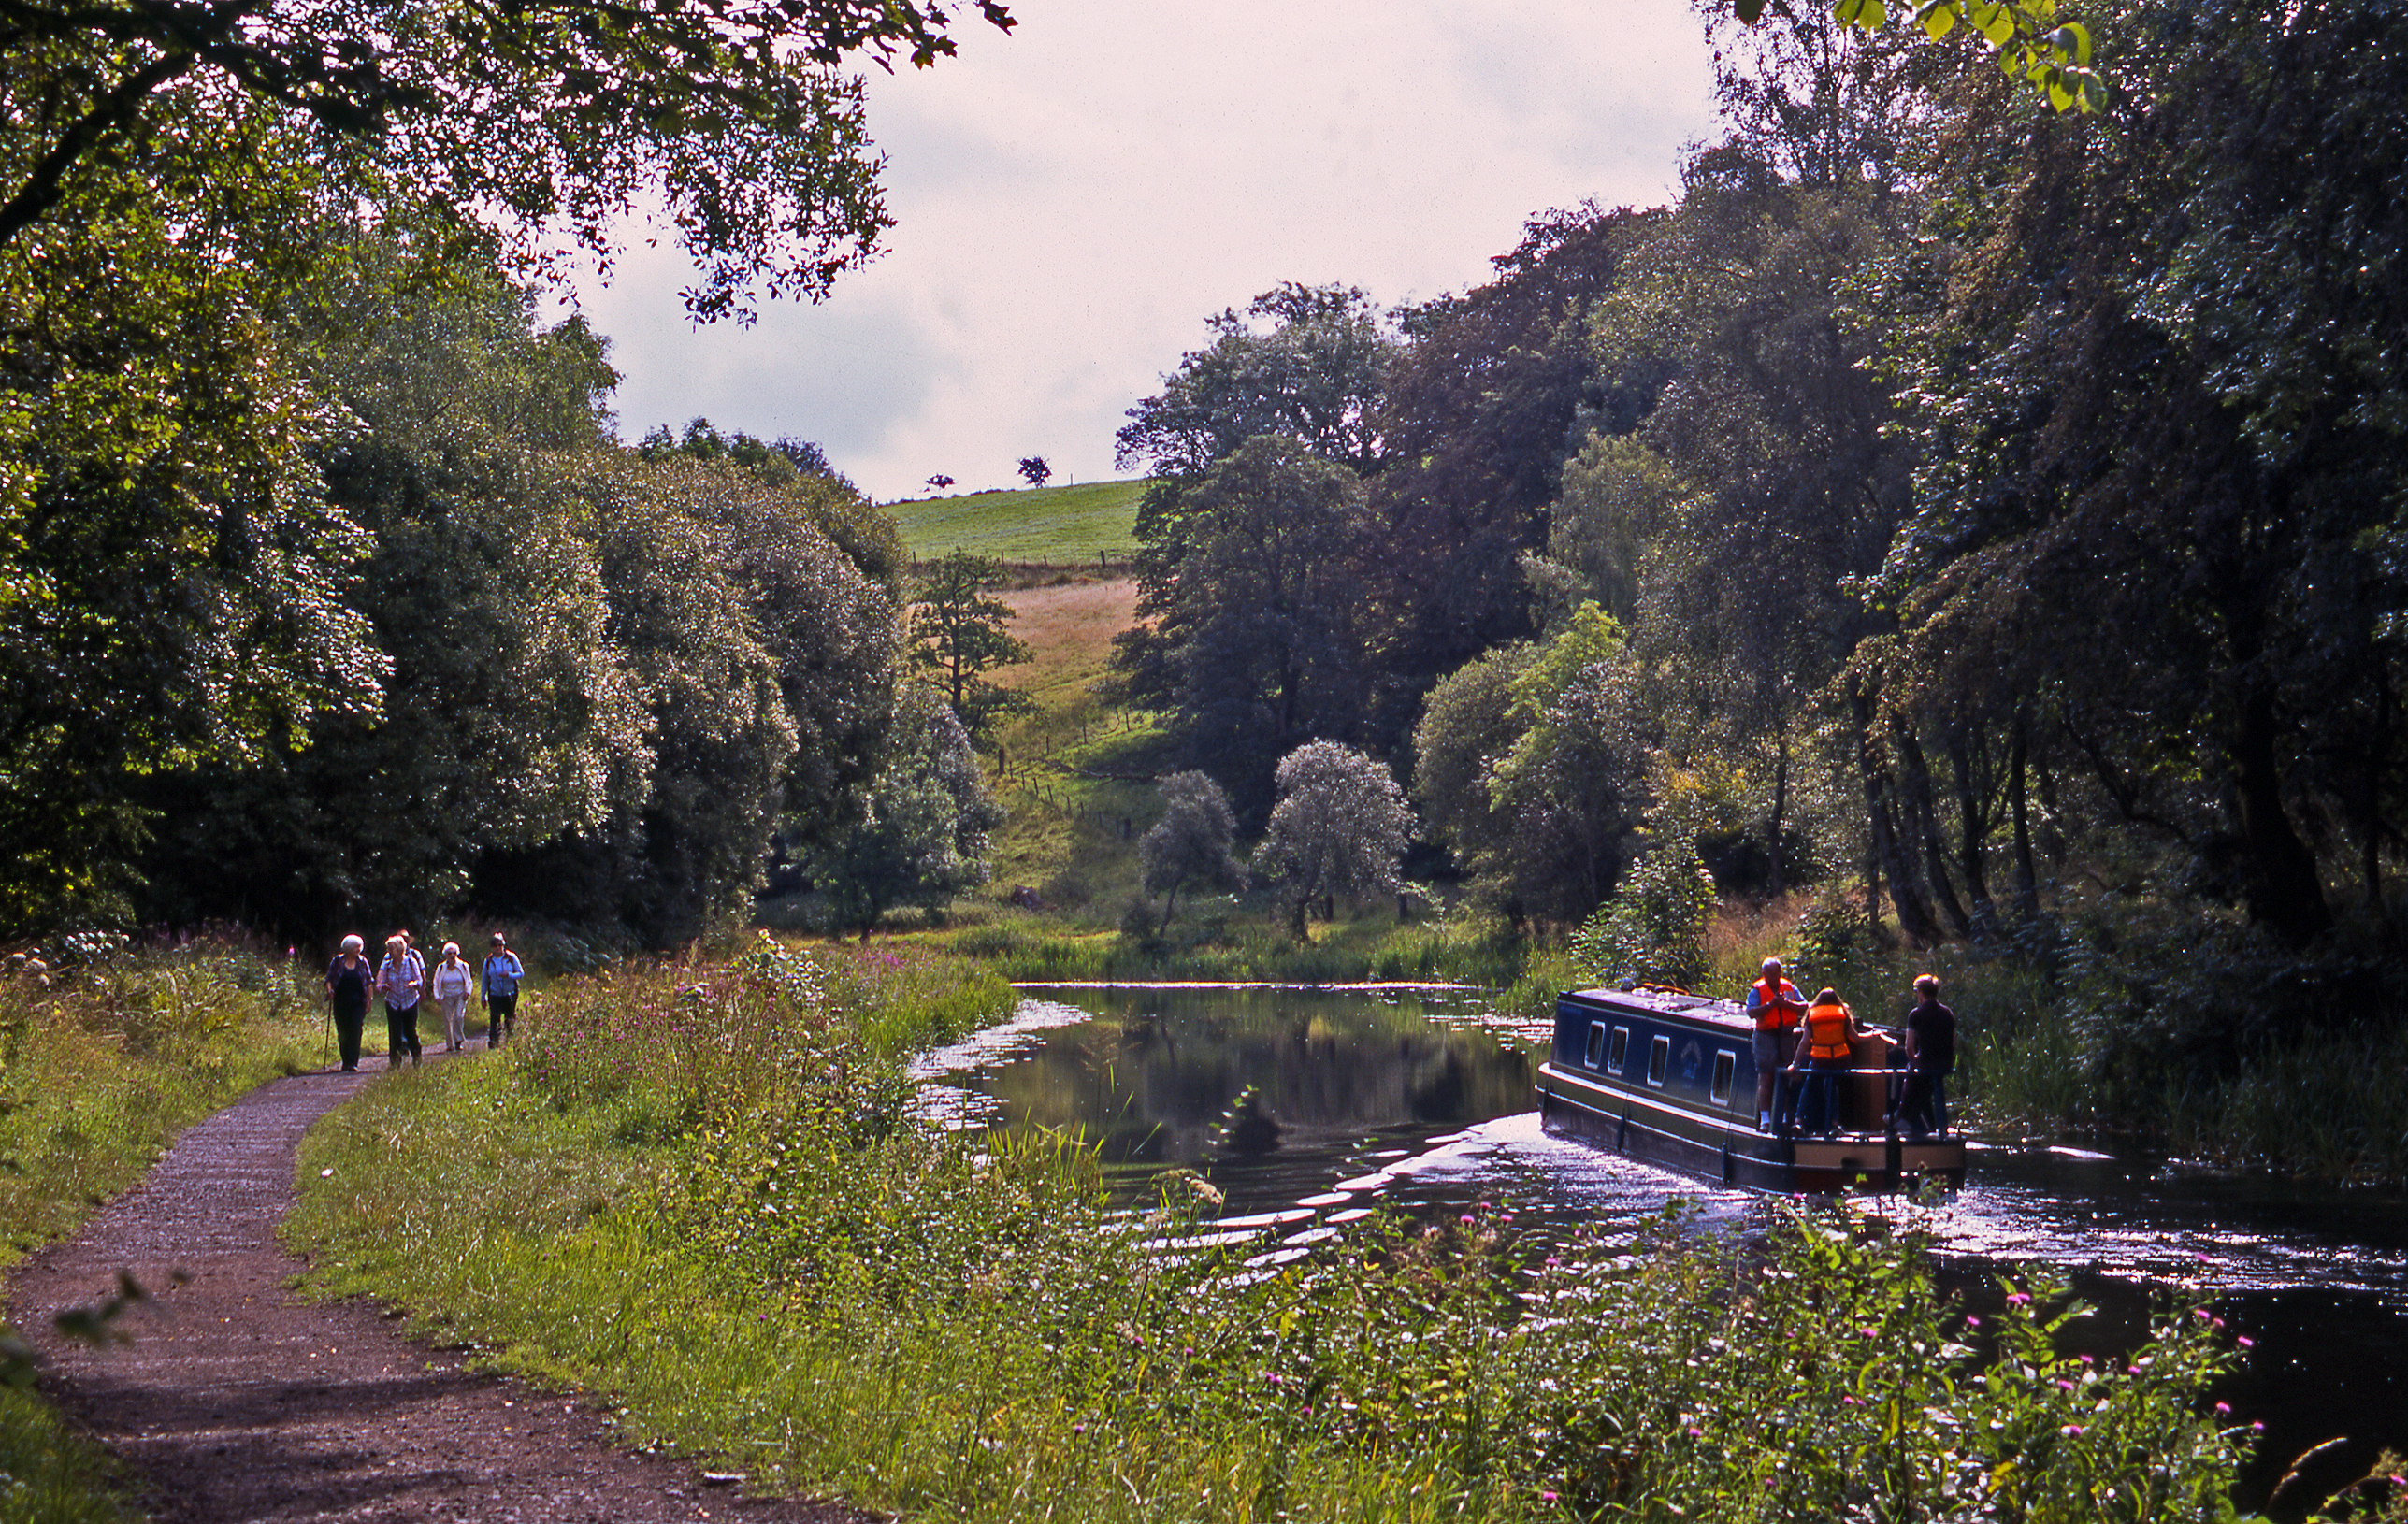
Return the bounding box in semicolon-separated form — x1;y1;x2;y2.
1535;987;1967;1194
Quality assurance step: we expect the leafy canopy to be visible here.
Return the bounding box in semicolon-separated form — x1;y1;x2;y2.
0;0;1016;317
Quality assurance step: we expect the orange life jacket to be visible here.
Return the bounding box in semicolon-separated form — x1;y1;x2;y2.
1751;977;1802;1030
1806;1001;1853;1061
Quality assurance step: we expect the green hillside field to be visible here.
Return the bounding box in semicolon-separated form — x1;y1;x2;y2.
886;478;1148;564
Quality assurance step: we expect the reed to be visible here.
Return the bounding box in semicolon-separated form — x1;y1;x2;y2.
288;941;2291;1524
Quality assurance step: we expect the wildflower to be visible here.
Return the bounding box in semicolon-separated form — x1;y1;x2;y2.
2056;1379;2076;1391
1686;1426;1704;1437
1840;1395;1862;1406
1540;1492;1559;1503
1858;1327;1878;1339
2063;1424;2084;1437
1964;1317;1981;1329
2007;1292;2032;1306
1460;1214;1476;1224
2214;1403;2230;1416
2237;1336;2255;1348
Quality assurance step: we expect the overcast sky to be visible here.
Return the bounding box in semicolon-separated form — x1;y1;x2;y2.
564;0;1723;504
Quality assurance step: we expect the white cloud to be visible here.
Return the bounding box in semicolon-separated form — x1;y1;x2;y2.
568;0;1720;501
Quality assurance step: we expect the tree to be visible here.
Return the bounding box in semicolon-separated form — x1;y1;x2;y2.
1570;829;1718;990
1864;0;2408;951
0;109;383;933
1733;0;2104;115
1138;771;1242;936
814;685;1002;941
1017;456;1052;488
1115;282;1400;480
908;550;1035;741
0;0;1017;316
1111;436;1379;817
1365;204;1668;749
926;474;955;491
1252;742;1414;940
1486;604;1653;923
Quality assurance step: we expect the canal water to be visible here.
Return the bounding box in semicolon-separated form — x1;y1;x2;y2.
913;984;2408;1516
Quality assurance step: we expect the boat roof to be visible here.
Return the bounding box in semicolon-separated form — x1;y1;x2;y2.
1560;985;1753;1036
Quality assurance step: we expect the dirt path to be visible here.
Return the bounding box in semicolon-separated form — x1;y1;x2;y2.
8;1064;865;1524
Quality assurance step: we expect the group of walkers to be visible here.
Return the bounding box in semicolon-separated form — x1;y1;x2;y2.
1743;958;1955;1141
321;930;526;1073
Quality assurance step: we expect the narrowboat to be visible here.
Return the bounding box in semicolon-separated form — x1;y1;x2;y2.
1535;985;1968;1193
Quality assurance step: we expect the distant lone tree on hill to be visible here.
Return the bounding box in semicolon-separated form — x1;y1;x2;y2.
1017;456;1052;487
925;473;956;491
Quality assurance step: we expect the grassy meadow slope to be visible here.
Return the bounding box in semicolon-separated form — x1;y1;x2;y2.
886;479;1147;563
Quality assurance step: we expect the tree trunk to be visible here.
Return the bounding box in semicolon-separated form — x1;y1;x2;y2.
1896;720;1971;939
2233;685;2333;947
1767;727;1789;897
1853;681;1940;948
2362;678;2394;932
2010;711;2040;920
1158;884;1179;939
1290;894;1310;941
1946;726;1997;927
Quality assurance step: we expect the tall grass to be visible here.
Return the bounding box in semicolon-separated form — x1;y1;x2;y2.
0;932;330;1523
281;938;2324;1524
2157;1021;2408;1183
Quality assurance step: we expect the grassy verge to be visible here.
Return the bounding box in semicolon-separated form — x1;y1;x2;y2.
0;934;331;1523
277;936;2360;1524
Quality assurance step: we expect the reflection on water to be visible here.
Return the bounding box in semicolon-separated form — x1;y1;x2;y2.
920;986;2408;1510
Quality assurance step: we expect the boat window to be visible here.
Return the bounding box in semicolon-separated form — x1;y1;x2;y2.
1584;1022;1605;1068
1646;1035;1670;1087
1608;1027;1629;1071
1710;1051;1736;1105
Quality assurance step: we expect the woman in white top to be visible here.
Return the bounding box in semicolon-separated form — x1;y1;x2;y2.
429;942;475;1053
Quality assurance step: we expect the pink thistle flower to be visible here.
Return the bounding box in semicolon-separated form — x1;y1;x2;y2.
2007;1292;2032;1306
2062;1424;2084;1437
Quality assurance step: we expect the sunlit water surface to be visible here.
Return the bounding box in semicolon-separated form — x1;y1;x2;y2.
913;985;2408;1510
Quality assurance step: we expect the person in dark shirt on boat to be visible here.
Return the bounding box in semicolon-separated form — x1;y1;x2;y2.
1746;958;1807;1133
1788;988;1862;1137
1896;974;1956;1139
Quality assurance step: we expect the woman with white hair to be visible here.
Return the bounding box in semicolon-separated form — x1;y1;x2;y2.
323;934;372;1072
377;934;424;1067
428;942;474;1053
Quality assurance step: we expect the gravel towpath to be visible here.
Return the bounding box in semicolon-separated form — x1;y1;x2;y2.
7;1065;866;1524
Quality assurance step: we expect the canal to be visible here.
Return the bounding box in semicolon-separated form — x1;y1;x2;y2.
913;983;2408;1517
